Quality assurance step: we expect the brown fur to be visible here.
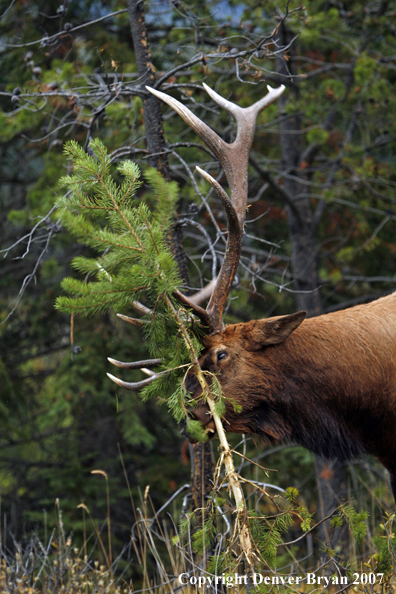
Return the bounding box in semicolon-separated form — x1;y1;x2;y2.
184;293;396;500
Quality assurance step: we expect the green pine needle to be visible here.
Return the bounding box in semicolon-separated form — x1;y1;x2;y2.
55;140;201;409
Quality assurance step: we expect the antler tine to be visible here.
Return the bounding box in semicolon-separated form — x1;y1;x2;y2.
173;290;216;329
247;84;286;115
188;277;217;306
146;86;228;166
107;357;162;370
202;82;285;123
195;166;239;232
131;300;152;316
107;357;167;391
201;82;240;117
107;373;158;391
117;313;148;327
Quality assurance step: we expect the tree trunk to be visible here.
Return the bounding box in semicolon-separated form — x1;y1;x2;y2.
127;0;213;534
127;0;169;179
189;442;213;529
277;25;348;551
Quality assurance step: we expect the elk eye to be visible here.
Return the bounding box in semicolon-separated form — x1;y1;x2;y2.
217;351;227;362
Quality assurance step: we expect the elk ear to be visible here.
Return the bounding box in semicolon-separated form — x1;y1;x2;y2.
247;311;306;350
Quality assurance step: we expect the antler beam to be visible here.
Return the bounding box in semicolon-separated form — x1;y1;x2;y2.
147;83;285;331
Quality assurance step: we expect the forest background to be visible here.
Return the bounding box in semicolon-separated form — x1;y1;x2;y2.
0;0;395;584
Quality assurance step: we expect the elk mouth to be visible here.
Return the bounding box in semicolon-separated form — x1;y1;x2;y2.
179;406;217;443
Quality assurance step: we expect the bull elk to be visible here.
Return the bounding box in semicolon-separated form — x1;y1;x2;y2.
108;83;396;502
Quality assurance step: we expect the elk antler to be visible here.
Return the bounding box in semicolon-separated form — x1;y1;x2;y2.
107;356;163;390
147;83;285;331
107;357;162;370
116;313;148;327
108;83;285;390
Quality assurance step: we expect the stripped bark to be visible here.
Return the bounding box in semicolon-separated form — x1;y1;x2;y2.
171;302;255;569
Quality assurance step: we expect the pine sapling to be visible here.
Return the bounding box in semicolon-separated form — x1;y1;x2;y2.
55;139;256;567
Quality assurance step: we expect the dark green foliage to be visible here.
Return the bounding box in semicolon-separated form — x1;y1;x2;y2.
179;495;219;555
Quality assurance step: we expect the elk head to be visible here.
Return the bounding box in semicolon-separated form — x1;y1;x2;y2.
107;81;286;438
182;311;307;443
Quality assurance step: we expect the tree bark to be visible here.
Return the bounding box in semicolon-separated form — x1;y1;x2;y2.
128;0;170;179
127;0;213;533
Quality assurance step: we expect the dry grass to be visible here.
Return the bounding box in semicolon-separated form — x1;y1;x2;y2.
2;459;396;593
0;543;131;594
1;501;395;594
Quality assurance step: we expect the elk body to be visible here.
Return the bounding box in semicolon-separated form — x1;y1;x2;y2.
184;297;396;500
108;83;396;501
